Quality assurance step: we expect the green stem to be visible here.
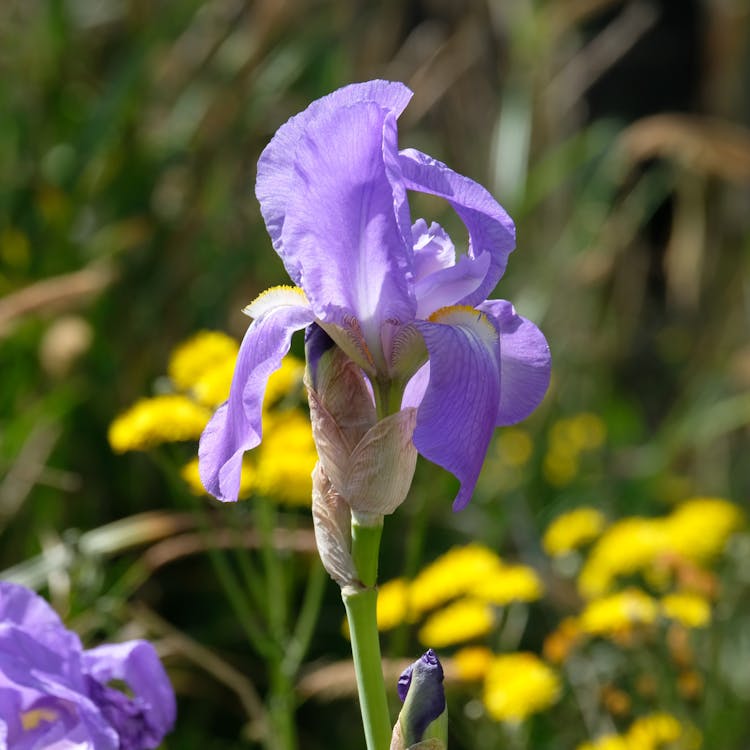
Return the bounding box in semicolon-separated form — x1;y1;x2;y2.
344;520;391;750
256;499;298;750
267;661;298;750
283;559;326;676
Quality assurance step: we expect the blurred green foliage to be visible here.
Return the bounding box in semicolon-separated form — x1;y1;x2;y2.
1;0;749;748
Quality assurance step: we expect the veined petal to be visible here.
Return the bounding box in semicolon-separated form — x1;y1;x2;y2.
415;251;491;319
82;640;176;746
402;362;430;409
198;294;314;502
256;80;413;276
413;307;500;510
399;148;515;306
280;100;415;360
478;300;551;425
412;219;455;280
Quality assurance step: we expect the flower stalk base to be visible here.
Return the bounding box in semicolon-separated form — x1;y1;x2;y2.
344;519;391;750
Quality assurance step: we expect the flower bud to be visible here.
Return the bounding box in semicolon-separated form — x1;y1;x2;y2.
305;332;418;520
391;650;446;750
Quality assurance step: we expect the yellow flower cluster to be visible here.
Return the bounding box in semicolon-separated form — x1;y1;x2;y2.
109;331;314;505
409;543;542;618
578;498;744;598
418;599;495;648
252;409;320;506
577;712;695;750
543;507;607;557
543;412;606;487
578;588;659;636
167;330;239;403
482;652;561;722
370;544;543;646
543;587;713;662
480;427;536;493
452;646;494;682
108;395;212;453
660;592;711;629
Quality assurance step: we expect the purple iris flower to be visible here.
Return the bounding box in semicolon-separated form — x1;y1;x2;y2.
199;80;550;510
0;581;175;750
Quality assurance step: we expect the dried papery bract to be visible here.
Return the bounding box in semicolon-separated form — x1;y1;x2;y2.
311;461;357;591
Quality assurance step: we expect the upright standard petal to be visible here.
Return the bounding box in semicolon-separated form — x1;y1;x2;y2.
413;307;500;511
400;148;516;307
279;100;415;360
479;300;551;426
198;291;314;502
256;81;413;304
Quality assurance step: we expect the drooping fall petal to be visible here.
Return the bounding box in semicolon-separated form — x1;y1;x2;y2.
199;291;314;502
479;299;551;426
413;308;501;510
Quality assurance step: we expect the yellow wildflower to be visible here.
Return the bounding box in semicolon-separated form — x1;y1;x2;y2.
108;395;212;453
661;592;711;628
417;599;494;648
543;450;579;487
578;518;668;598
496;428;534;467
577;712;688;750
550;413;606;452
576;735;630;750
570;412;607;451
578;588;658;636
375;578;410;631
482;652;560;722
191;357;236;408
453;646;494;682
664;497;744;563
578;498;744;598
253;410;316;506
544;413;606;487
543;507;607;557
409;544;503;614
626;712;683;749
262;356;305;408
167;331;238;392
468;563;543;604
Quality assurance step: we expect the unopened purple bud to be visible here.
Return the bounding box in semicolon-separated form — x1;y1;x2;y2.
395;649;445;745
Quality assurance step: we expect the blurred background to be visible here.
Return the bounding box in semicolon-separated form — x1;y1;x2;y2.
1;0;749;748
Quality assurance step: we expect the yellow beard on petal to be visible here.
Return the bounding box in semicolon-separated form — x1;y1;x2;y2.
427;305;497;348
243;285;309;319
21;707;59;730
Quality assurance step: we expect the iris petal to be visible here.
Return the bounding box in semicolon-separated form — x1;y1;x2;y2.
280;100;415;356
479;300;551;426
256;80;412;274
399;148;515;307
83;641;176;748
412;219;455;280
413;308;500;510
256;81;416;366
415;251;491;319
198;298;314;502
